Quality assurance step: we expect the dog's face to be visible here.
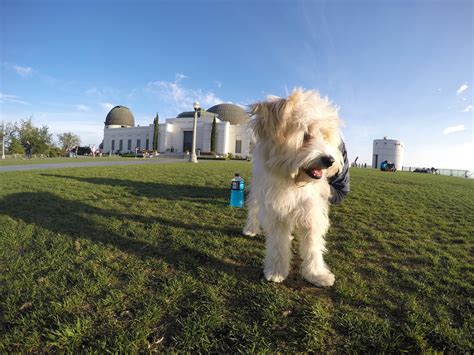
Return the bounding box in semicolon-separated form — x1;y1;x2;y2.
250;88;344;182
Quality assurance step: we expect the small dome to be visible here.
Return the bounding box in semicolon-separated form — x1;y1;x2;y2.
105;106;135;127
207;103;249;125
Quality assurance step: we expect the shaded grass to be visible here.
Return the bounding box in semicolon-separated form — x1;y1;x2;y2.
0;162;472;352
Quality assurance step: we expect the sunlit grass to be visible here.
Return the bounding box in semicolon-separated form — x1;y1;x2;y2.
0;162;472;352
0;156;136;166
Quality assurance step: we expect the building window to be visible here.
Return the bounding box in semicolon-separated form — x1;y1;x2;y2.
137;139;141;149
111;140;115;151
235;140;242;154
127;139;132;151
119;139;123;151
146;138;149;150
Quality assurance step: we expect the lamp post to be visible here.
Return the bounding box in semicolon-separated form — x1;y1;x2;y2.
1;121;5;160
189;101;200;163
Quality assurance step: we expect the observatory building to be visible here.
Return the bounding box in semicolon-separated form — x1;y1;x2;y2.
102;104;251;157
372;137;404;170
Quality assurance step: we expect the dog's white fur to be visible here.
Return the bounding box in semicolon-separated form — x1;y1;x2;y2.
244;88;344;286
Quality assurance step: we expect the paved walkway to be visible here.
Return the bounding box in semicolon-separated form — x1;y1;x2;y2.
0;158;185;172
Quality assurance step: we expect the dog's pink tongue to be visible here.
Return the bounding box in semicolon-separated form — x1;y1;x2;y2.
310;168;323;178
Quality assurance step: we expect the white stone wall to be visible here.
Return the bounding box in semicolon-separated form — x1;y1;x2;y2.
217;122;230;155
103;116;251;157
226;123;251;157
158;123;171;152
199;122;212;152
103;125;154;153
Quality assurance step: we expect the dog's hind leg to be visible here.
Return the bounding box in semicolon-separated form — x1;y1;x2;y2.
243;187;261;236
297;217;335;287
262;219;292;283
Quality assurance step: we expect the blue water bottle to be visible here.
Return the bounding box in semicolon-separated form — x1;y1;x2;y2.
230;173;244;208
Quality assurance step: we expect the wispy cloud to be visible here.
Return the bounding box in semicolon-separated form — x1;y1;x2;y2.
85;87;120;100
144;75;223;115
462;105;473;112
443;124;466;135
33;113;105;146
126;88;138;100
456;84;468;95
175;73;188;81
76;104;90;112
0;92;30;105
13;65;33;77
100;102;115;112
4;62;59;85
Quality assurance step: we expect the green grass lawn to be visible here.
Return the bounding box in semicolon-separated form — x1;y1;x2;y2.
0;156;136;166
0;162;472;352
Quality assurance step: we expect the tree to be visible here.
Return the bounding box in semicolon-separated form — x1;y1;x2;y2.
211;116;217;153
57;132;81;150
9;137;25;154
6;118;54;155
152;113;159;151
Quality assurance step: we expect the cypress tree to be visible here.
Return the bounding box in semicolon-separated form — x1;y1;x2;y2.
211;116;217;153
152;113;159;151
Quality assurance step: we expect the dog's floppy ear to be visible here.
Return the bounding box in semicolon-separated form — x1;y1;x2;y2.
249;97;291;143
249;102;267;140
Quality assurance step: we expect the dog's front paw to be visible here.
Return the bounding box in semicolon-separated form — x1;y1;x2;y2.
303;270;335;287
264;270;287;283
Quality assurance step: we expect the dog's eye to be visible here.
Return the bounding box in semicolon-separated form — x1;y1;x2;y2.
304;133;312;142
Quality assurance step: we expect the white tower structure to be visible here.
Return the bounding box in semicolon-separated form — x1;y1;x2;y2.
372;137;404;170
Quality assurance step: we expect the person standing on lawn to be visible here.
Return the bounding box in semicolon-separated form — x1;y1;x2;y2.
24;140;32;159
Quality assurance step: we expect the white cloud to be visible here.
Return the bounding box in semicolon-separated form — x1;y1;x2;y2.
5;62;60;85
144;76;223;115
0;92;30;105
13;65;33;77
27;112;105;146
85;87;119;100
462;105;473;112
456;84;468;95
406;141;474;171
437;88;442;92
76;104;90;112
175;73;188;81
443;124;466;135
100;102;115;112
1;110;105;147
126;88;138;100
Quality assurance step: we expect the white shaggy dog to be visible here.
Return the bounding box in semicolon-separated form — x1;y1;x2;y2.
244;88;344;287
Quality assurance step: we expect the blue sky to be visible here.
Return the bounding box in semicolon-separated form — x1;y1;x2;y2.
1;0;473;169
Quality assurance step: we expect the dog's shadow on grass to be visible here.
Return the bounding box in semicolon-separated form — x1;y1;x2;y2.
0;191;261;282
41;173;229;206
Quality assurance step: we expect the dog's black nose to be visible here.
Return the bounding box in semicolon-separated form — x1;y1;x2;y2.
320;155;335;168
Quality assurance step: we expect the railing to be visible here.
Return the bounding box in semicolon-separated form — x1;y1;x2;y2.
402;166;472;178
351;164;473;178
